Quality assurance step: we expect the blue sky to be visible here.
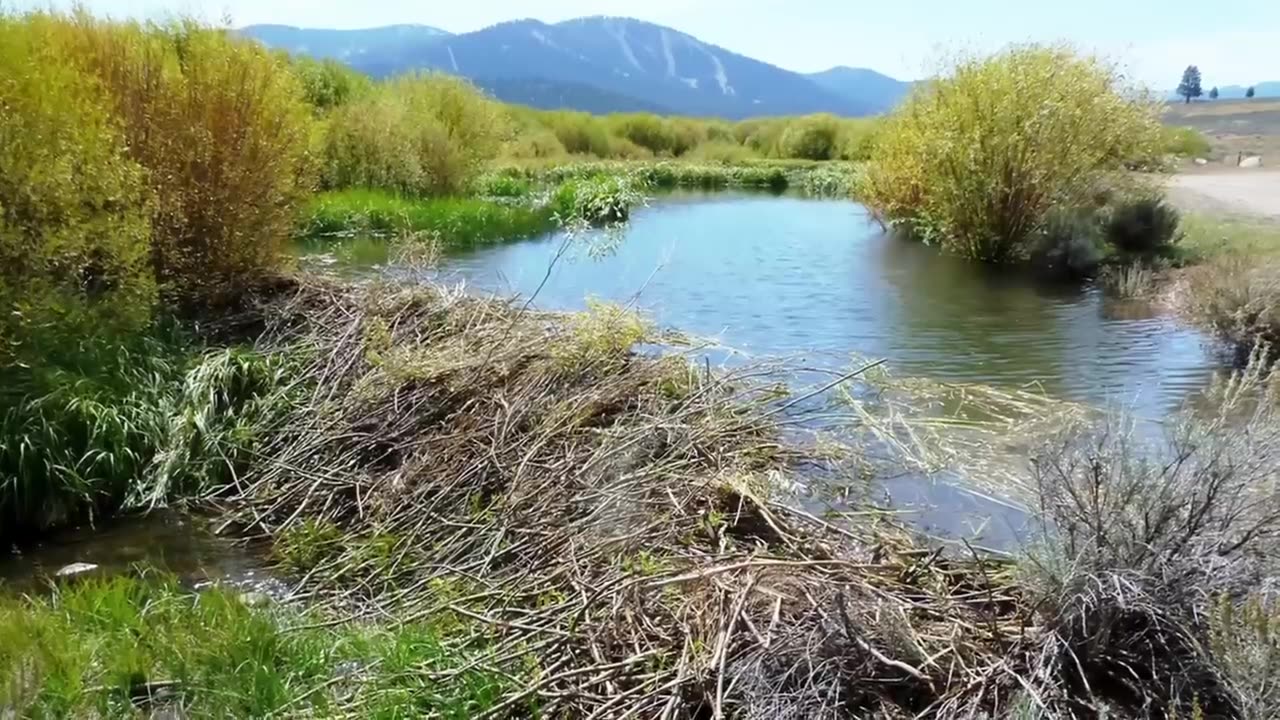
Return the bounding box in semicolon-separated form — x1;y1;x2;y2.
18;0;1280;88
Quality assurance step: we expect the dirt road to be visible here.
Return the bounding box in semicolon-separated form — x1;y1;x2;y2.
1167;170;1280;220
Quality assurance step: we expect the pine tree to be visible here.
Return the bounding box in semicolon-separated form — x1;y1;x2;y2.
1247;86;1256;99
1178;66;1203;104
1209;86;1219;100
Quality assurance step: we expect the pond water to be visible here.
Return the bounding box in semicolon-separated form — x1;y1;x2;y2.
0;511;282;596
303;191;1220;419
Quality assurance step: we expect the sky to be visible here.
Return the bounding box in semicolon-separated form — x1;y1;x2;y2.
15;0;1280;88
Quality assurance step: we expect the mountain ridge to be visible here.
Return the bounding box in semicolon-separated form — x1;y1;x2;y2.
241;18;905;118
805;66;912;114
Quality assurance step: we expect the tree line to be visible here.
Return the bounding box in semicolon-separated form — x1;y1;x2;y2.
1178;65;1258;103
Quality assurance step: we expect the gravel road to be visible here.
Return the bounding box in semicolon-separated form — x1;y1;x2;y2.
1167;171;1280;220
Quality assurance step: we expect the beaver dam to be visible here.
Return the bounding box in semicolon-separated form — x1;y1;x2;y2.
6;266;1280;718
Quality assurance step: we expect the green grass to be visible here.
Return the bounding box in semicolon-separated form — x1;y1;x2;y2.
302;189;558;250
1177;214;1280;263
0;575;524;718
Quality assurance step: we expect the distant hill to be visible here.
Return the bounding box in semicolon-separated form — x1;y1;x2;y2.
244;17;907;119
806;66;912;114
1165;81;1280;101
474;77;673;115
240;24;450;61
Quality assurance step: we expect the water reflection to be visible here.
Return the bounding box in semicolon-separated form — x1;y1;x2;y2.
404;192;1220;417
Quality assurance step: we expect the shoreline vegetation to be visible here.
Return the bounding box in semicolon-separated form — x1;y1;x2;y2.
5;9;1280;719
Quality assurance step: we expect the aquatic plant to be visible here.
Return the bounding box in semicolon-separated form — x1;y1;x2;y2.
552;173;649;225
0;344;178;541
860;45;1163;262
303;189;557;249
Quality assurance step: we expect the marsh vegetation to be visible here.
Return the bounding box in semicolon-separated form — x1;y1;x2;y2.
5;9;1280;720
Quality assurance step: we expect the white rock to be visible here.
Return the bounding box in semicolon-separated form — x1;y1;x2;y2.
238;591;272;608
1194;158;1209;166
1240;155;1263;168
55;562;100;578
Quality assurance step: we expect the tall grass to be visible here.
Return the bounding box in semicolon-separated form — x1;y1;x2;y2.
860;45;1163;262
0;342;294;541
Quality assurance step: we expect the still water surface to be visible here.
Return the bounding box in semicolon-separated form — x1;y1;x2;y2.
372;192;1219;417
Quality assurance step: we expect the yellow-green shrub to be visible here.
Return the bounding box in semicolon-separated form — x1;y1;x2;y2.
540;110;613;157
776;114;842;160
325;73;507;197
835;118;882;161
59;14;315;294
291;55;372;113
860;45;1162;262
1161;126;1212;158
0;14;154;368
607;113;680;156
734;118;788;155
685;141;761;163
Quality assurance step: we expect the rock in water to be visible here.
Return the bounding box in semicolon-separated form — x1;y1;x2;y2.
238;591;272;608
55;562;100;578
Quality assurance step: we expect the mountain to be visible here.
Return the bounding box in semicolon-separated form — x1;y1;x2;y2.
240;24;450;61
806;66;912;114
476;77;673;115
247;17;903;118
1165;81;1280;101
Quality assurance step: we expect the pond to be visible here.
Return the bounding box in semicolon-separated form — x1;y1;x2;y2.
8;192;1220;583
302;191;1220;419
0;511;282;597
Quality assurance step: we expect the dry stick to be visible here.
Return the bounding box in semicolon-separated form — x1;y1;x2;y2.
759;358;887;420
713;575;758;719
466;226;576;386
474;651;660;720
835;590;933;686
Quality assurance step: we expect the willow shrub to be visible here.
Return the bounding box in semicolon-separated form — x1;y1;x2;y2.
324;73;507;197
776;114;842;160
860;46;1162;262
0;14;154;372
59;14;315;296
